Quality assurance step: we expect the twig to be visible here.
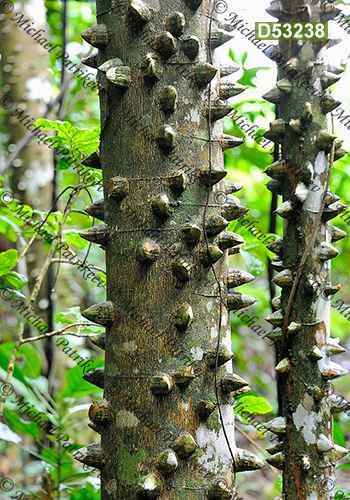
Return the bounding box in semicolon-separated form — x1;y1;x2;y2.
51;258;106;274
21;323;98;343
0;322;24;419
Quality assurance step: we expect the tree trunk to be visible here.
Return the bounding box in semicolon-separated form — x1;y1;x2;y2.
263;1;348;498
77;0;263;498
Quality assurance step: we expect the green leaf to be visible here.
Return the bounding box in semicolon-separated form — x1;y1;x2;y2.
3;408;40;439
62;230;89;249
61;361;104;398
0;271;27;290
333;418;346;447
240;249;264;275
17;344;42;379
235;394;273;415
0;343;29;386
0;249;18;276
58;157;71;170
237;66;270;89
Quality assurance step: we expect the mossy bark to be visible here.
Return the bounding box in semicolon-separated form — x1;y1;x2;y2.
264;1;347;498
88;0;254;498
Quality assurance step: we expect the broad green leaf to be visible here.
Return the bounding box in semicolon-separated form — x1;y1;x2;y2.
0;271;27;290
0;249;18;276
62;361;104;398
0;342;28;386
333;418;346;447
58;157;71;170
18;344;42;379
235;394;273;415
62;230;89;249
3;408;39;439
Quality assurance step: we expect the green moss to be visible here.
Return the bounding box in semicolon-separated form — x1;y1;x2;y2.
117;447;148;486
205;411;221;437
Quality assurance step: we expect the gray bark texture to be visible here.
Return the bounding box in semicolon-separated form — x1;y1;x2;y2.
263;1;349;499
76;0;265;498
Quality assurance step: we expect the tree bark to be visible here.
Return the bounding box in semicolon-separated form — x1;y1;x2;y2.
263;1;348;499
77;0;263;498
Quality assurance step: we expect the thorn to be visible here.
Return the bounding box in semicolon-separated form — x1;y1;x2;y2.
322;202;347;222
264;161;285;180
276;78;293;93
321;71;341;89
153;31;176;58
81;150;101;169
266;452;285;470
326;339;345;355
173;366;195;386
84;199;105;221
156;125;178;150
273;270;293;288
321;98;341;114
236;449;265;471
221;201;249;221
136;240;161;263
300;102;312;123
207;480;231;499
287;321;301;333
225;181;243;193
330;226;347;242
159;86;178;112
207;100;233;121
334;148;347;161
220;61;240;77
128;0;151;24
98;58;131;87
271;296;281;310
166;12;185;37
79;224;109;245
322;284;342;298
329;394;350;414
89;399;111;424
82;52;98;68
321;362;349;380
90;332;106;350
151;194;171;218
141;53;162;80
199;163;227;185
265;328;282;342
308;346;323;360
182;35;200;59
316;434;334;452
317;241;339;261
220;134;245;151
265;416;287;434
227;292;257;311
171;259;192;281
199;245;224;265
265;310;284;326
137;473;163;497
266;180;282;195
184;0;202;10
221;373;249;393
275;358;291;373
155;450;178;475
205;215;229;237
173;433;196;458
227;269;254;288
197;400;216;420
149;374;173;396
289;119;301;134
270;119;285;135
174;303;193;329
334;444;349;459
218;232;245;251
82;301;115;326
73;443;103;468
193;62;217;87
267;237;283;255
265;1;283;19
83;367;105;389
266;441;284;455
262;87;283;104
316;130;336;151
218;81;246;100
180;224;202;244
276;201;293;218
168;171;189;194
270;260;285;272
210;29;234;50
207;345;233;367
108;177;130;201
81;24;108;49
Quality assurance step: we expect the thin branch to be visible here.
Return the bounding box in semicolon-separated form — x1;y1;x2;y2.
21;322;98;343
0;322;24;419
51;258;106;274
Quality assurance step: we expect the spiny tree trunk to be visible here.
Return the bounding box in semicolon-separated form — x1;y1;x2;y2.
262;1;348;498
76;0;264;498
